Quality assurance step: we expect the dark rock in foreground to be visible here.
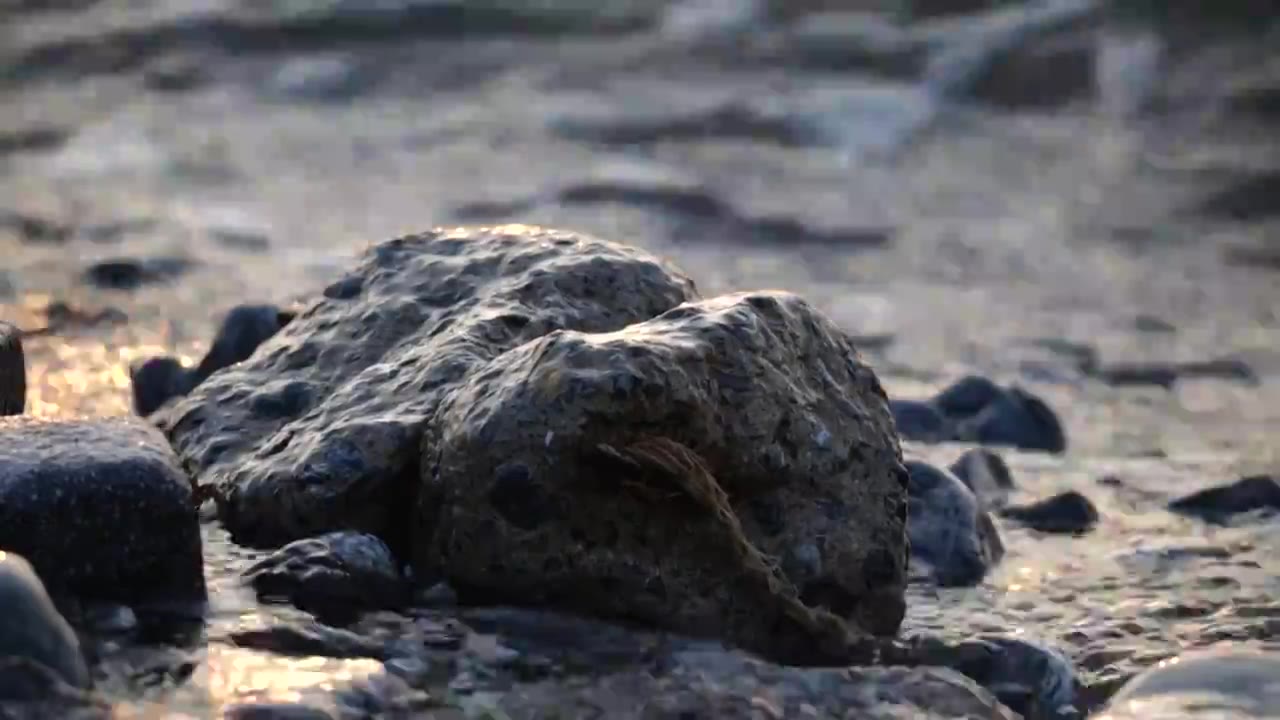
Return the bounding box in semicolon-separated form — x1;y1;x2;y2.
1101;648;1280;719
419;290;908;663
0;552;90;693
893;376;1066;454
0;417;204;603
0;322;23;416
158;226;908;664
905;460;1004;587
1167;475;1280;523
244;531;406;623
82;256;196;291
1000;490;1099;535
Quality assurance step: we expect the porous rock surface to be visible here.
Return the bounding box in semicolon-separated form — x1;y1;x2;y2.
418;289;908;662
156;226;699;548
157;226;908;663
244;531;406;622
0;417;204;603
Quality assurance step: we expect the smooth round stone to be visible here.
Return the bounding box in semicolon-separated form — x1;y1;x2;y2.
0;551;91;692
1100;648;1280;719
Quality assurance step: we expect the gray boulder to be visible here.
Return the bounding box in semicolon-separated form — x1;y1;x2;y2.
0;322;22;416
155;226;698;548
0;552;90;692
905;460;1004;586
0;417;204;603
1102;648;1280;719
417;290;908;663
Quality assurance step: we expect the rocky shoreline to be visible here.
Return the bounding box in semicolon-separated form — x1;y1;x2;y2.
2;0;1278;718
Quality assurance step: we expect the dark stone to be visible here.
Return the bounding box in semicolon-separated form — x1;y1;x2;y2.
0;126;67;155
130;356;194;417
0;322;24;416
210;227;272;253
0;210;69;244
898;634;1077;719
759;11;927;78
891;399;952;442
36;301;129;335
190;304;294;386
905;460;1004;587
0;417;205;603
243;531;407;622
143;55;207;93
223;703;335;720
551;99;813;147
0;553;90;692
955;386;1067;454
1168;475;1280;523
933;375;1004;420
947;448;1014;509
1000;490;1099;534
966;28;1096;109
83;256;196;291
230;621;386;660
1195;170;1280;221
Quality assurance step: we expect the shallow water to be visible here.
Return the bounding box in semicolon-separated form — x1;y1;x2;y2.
2;1;1278;715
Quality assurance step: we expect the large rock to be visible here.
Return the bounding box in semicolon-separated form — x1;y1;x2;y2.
0;552;90;693
417;289;908;663
0;417;204;603
1101;648;1280;719
905;460;1004;586
156;226;700;549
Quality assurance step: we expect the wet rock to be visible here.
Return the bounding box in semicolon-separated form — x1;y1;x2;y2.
23;300;128;337
891;398;952;442
244;531;407;622
1000;490;1099;534
933;374;1004;419
190;304;295;386
557;159;730;218
904;460;1004;587
948;448;1014;509
157;226;700;549
230;621;386;660
0;552;90;692
1195;170;1280;221
130;356;194;417
497;647;1019;719
953;385;1067;454
82;256;196;291
1102;648;1280;719
0;658;109;719
0;417;204;603
0;210;70;244
1168;475;1280;523
1093;357;1258;389
0;125;67;155
0;322;24;416
419;289;907;663
893;634;1077;719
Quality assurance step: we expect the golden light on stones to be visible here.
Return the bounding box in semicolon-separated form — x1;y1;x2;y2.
199;645;379;712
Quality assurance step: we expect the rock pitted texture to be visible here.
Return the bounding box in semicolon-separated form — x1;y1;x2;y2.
157;226;908;663
0;322;23;416
0;417;204;603
417;290;908;663
497;648;1019;720
0;552;90;692
157;226;699;549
